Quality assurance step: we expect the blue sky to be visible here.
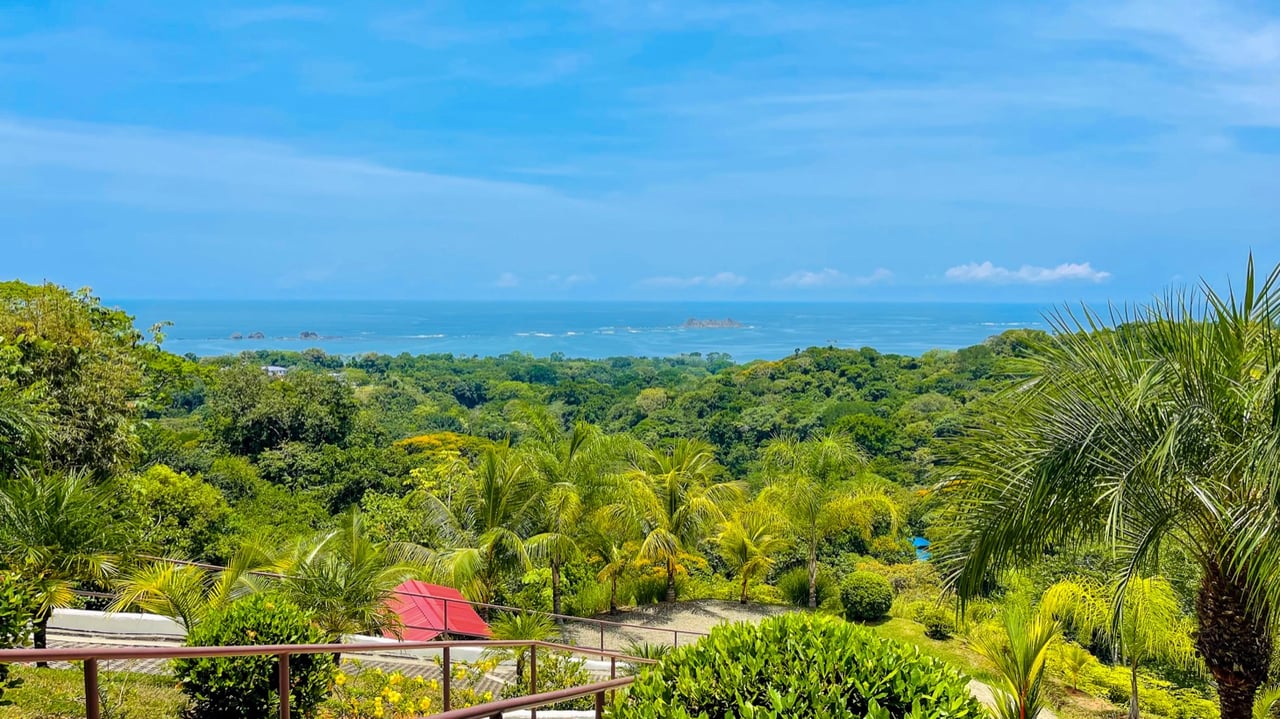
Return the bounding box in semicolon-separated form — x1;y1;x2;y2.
2;1;1278;301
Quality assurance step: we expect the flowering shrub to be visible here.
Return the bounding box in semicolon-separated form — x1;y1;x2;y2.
319;657;499;719
498;649;593;710
321;664;436;719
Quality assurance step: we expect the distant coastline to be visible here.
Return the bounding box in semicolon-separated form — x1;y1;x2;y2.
681;318;744;329
123;300;1046;361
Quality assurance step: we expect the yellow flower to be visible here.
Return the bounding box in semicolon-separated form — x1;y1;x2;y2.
386;690;402;703
389;673;403;686
334;673;347;686
419;698;432;712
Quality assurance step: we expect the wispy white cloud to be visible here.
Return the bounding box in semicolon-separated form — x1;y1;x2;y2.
493;272;520;288
639;271;747;288
774;268;892;288
945;261;1112;283
1098;0;1280;72
0;117;577;209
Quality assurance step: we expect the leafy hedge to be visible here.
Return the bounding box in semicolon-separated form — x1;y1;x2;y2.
173;594;335;719
0;573;34;706
610;613;983;719
841;571;894;621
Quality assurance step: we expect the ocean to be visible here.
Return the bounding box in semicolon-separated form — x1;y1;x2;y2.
120;301;1049;362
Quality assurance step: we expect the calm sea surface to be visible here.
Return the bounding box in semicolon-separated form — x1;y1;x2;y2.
120;301;1049;361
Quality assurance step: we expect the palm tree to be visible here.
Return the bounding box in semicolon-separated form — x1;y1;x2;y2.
1055;642;1096;692
111;543;277;629
974;607;1059;719
936;257;1280;719
0;472;129;658
1042;576;1196;719
581;508;638;614
521;421;633;616
426;448;538;604
609;439;742;602
487;611;558;682
278;509;432;640
759;433;896;608
716;503;788;604
526;483;581;617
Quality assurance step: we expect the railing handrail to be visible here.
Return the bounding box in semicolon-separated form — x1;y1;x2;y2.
0;638;656;664
0;638;655;719
129;554;710;645
427;676;633;719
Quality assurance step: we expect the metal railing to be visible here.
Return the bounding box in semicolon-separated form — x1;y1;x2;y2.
132;555;710;649
0;639;655;719
398;590;707;650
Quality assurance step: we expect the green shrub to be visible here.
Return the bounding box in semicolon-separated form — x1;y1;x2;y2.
0;573;35;706
776;566;838;607
173;594;336;719
840;571;893;621
500;649;593;710
920;608;955;640
612;613;983;719
621;575;669;605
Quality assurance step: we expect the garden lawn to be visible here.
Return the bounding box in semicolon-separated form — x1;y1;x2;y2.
862;617;998;685
0;664;187;719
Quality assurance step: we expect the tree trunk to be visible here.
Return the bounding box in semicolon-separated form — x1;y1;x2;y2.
609;576;618;614
1128;659;1140;719
34;607;49;668
740;572;749;604
807;546;818;609
551;561;562;619
665;559;677;603
1195;559;1272;719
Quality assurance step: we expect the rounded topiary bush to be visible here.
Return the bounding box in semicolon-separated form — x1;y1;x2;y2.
840;571;894;621
612;613;982;719
173;594;335;719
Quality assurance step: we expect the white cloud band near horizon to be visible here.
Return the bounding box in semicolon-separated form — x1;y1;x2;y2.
945;261;1112;284
774;268;893;289
639;271;748;288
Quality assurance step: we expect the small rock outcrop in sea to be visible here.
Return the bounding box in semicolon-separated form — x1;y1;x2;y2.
299;331;320;339
682;318;744;329
248;331;265;340
230;332;243;340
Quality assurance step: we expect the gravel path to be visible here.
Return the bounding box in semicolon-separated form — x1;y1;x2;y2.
560;599;793;651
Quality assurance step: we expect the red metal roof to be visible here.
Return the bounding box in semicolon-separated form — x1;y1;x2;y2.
385;580;491;641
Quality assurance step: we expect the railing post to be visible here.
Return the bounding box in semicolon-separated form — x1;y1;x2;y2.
443;598;450;637
278;653;290;719
599;623;605;652
595;689;606;719
673;630;679;648
84;658;100;719
442;646;452;711
529;643;538;719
